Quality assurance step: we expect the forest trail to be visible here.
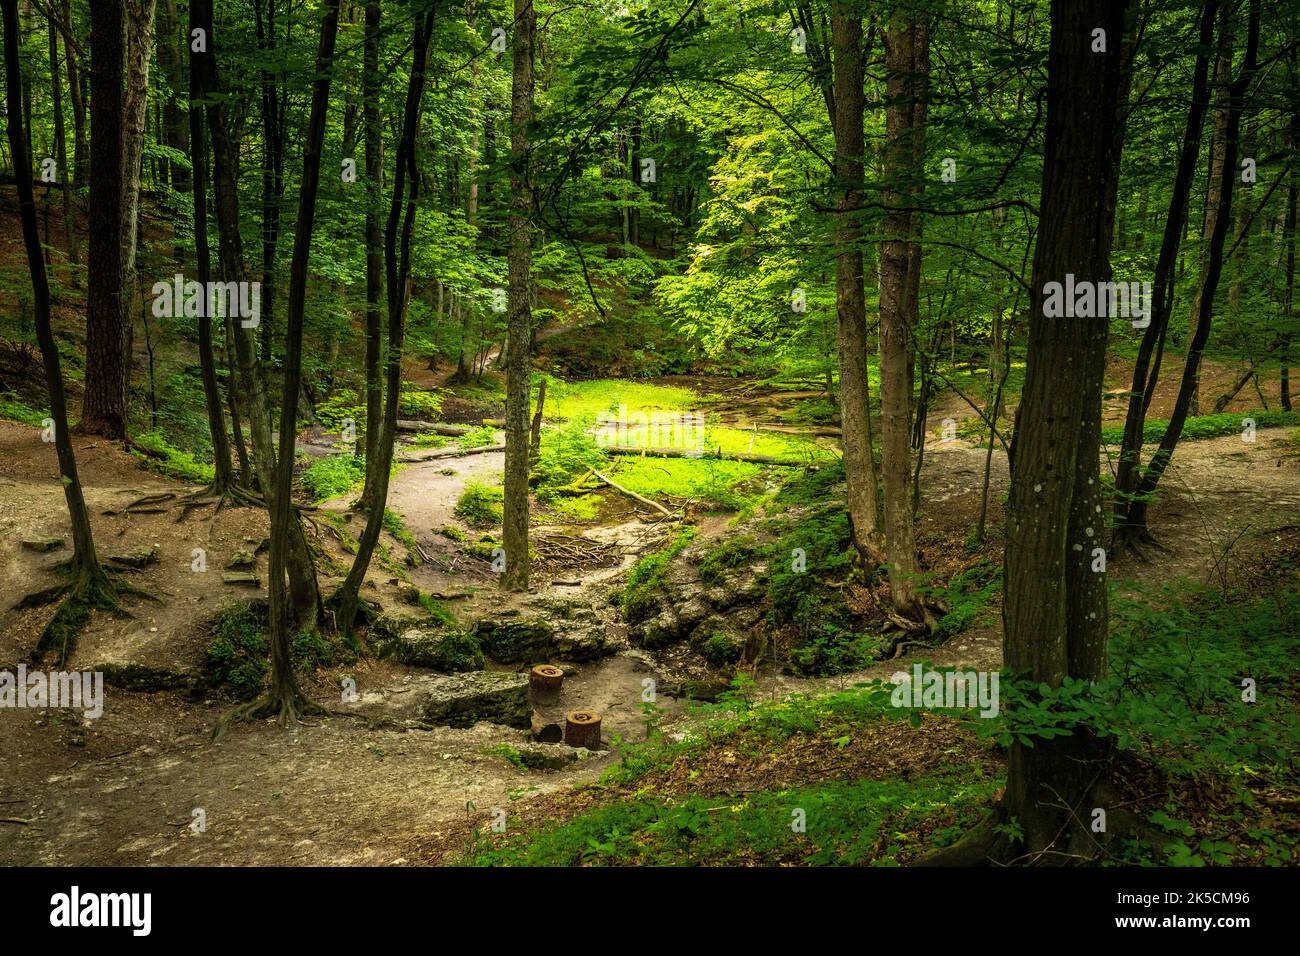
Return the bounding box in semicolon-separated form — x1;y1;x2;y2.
1;397;1296;865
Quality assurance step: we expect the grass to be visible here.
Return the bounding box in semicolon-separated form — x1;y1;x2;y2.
619;526;697;622
300;453;366;503
131;430;216;484
455;480;504;528
1100;409;1300;446
0;393;48;427
539;376;701;423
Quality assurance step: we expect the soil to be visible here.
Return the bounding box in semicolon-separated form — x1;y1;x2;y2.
2;363;1297;865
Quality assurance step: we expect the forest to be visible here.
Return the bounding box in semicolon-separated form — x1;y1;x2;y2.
0;0;1296;879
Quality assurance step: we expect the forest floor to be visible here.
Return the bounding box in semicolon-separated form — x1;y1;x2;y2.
1;366;1297;865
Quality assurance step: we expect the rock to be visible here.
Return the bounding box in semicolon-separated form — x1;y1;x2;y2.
531;711;564;743
418;672;531;728
474;607;610;663
515;743;587;771
224;549;257;570
379;627;483;672
221;572;261;587
22;537;64;553
108;544;160;569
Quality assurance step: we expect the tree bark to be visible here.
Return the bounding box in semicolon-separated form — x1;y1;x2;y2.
358;0;385;510
264;0;342;722
998;0;1131;862
333;3;437;634
80;0;129;439
502;0;536;592
829;2;883;566
878;8;932;627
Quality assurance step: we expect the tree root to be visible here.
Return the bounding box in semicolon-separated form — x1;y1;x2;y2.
30;564;122;667
914;810;1012;866
212;690;330;739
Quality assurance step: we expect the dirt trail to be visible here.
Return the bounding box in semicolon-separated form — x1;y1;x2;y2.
1;374;1296;865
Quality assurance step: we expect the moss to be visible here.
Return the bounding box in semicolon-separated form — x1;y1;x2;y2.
619;526;697;623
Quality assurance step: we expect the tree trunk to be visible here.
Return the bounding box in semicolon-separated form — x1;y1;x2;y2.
1111;0;1219;549
4;0;113;661
829;3;883;566
878;9;932;627
264;0;342;723
1125;0;1260;532
502;0;536;592
60;0;86;188
937;0;1133;864
192;0;320;627
80;0;129;439
358;0;385;511
47;20;75;265
332;4;437;635
189;38;232;493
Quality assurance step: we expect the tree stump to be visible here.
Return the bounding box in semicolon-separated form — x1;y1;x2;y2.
529;664;564;705
564;710;601;750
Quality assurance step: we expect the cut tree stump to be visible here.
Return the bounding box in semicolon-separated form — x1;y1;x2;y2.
529;664;564;705
564;710;601;749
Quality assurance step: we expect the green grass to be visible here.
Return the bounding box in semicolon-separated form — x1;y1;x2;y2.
131;430;215;484
0;394;48;427
606;456;764;509
1100;410;1300;446
539;376;701;423
455;480;504;528
300;453;366;503
471;770;999;866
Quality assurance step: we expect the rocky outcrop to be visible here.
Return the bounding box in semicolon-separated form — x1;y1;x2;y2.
472;598;611;663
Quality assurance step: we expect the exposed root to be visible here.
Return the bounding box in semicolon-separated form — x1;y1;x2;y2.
914;810;1012;867
31;564;122;667
212;690;330;739
13;582;72;610
103;492;176;515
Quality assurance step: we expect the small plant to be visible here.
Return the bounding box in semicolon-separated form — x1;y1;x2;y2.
455;481;504;529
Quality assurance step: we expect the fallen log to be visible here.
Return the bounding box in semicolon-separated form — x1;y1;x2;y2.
603;445;811;466
395;420;473;436
397;443;506;463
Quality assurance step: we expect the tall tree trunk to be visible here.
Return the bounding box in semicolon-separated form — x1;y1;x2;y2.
1187;2;1234;416
189;40;232;494
192;0;320;627
333;4;437;634
254;0;286;364
1281;52;1297;412
929;0;1133;865
878;8;933;628
80;0;129;439
1125;0;1260;531
262;0;342;723
120;0;157;403
157;0;188;196
829;2;882;565
358;0;384;510
501;0;535;592
60;0;86;188
4;0;114;664
1111;0;1219;549
48;20;75;265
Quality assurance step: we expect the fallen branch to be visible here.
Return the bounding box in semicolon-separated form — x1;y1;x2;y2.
590;468;672;516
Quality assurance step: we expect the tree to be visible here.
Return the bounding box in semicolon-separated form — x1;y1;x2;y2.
259;0;344;724
828;0;884;570
878;5;935;630
926;0;1132;864
80;0;129;439
357;0;385;511
4;0;115;664
333;1;438;635
501;0;536;592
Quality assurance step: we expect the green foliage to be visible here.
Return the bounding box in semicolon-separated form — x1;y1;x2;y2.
455;481;504;528
1099;410;1300;447
131;430;215;484
619;526;697;623
300;453;366;503
532;421;608;496
0;393;47;427
206;603;268;699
